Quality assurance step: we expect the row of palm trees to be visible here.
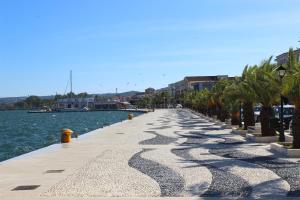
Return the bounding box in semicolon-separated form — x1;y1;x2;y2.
180;48;300;148
136;91;171;108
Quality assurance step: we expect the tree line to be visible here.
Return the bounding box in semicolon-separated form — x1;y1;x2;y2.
0;92;92;110
178;48;300;148
137;48;300;148
136;91;173;108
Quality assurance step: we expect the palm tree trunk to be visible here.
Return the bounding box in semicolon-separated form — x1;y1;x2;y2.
208;108;212;117
220;109;229;122
292;108;300;148
209;105;217;117
216;104;222;120
261;106;276;136
231;112;240;125
216;104;228;122
243;101;255;130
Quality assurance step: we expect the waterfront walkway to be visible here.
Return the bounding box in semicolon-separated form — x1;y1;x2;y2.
1;109;300;200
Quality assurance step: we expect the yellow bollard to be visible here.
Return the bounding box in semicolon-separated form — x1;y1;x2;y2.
61;128;73;143
128;113;134;120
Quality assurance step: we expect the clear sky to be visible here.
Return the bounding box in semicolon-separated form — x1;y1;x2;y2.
1;0;300;97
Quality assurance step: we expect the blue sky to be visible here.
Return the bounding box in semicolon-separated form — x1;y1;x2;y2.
1;0;300;97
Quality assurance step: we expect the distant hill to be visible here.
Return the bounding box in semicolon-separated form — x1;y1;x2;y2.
0;97;27;104
0;96;55;104
0;91;141;104
95;91;141;98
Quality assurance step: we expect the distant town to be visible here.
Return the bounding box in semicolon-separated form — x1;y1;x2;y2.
0;75;234;111
0;48;299;111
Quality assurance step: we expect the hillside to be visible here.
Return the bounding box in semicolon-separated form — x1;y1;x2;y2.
0;91;141;104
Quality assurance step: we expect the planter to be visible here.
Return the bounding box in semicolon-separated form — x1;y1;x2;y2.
214;121;223;125
221;124;231;129
232;129;247;137
208;118;215;122
270;143;300;158
225;119;231;124
247;125;261;134
285;135;293;143
246;133;278;143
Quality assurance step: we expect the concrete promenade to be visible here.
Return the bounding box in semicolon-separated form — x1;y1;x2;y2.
1;109;300;200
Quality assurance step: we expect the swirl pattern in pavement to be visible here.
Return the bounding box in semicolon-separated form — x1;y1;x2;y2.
140;131;177;145
171;147;252;197
209;148;300;196
128;148;185;197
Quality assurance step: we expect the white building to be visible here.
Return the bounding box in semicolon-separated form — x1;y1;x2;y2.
57;97;95;109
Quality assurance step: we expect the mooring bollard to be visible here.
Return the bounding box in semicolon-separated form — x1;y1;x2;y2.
61;128;73;143
128;113;134;120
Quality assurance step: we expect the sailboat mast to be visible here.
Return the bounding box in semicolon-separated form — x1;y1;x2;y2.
70;70;73;98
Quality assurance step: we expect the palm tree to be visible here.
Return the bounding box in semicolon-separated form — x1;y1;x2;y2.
223;80;241;125
249;57;280;136
193;89;210;114
152;91;171;108
283;48;300;148
182;91;195;109
211;79;231;122
239;65;257;129
206;90;217;117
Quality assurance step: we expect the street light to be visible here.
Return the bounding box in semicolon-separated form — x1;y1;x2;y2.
239;101;242;128
276;65;286;142
277;65;286;78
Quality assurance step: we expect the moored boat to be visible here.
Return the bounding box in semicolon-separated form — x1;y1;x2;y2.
28;106;52;113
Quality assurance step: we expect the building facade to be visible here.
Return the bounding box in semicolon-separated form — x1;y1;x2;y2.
168;75;231;97
156;87;169;94
57;97;95;109
168;80;185;97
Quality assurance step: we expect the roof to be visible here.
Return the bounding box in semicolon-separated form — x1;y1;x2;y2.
276;49;300;60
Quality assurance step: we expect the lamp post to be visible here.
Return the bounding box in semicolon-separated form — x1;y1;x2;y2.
277;65;286;142
239;101;242;128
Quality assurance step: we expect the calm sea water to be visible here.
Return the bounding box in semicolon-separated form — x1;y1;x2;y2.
0;110;141;162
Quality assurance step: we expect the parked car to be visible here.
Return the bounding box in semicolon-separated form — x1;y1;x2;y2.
176;104;183;109
273;105;295;130
254;106;261;122
289;119;293;135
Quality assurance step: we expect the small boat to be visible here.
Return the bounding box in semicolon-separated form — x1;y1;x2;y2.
54;71;91;112
56;107;89;112
82;106;89;111
28;106;53;113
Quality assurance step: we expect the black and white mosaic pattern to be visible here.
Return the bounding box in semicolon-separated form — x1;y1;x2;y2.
128;149;185;196
172;147;252;197
210;148;300;196
140;131;178;145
